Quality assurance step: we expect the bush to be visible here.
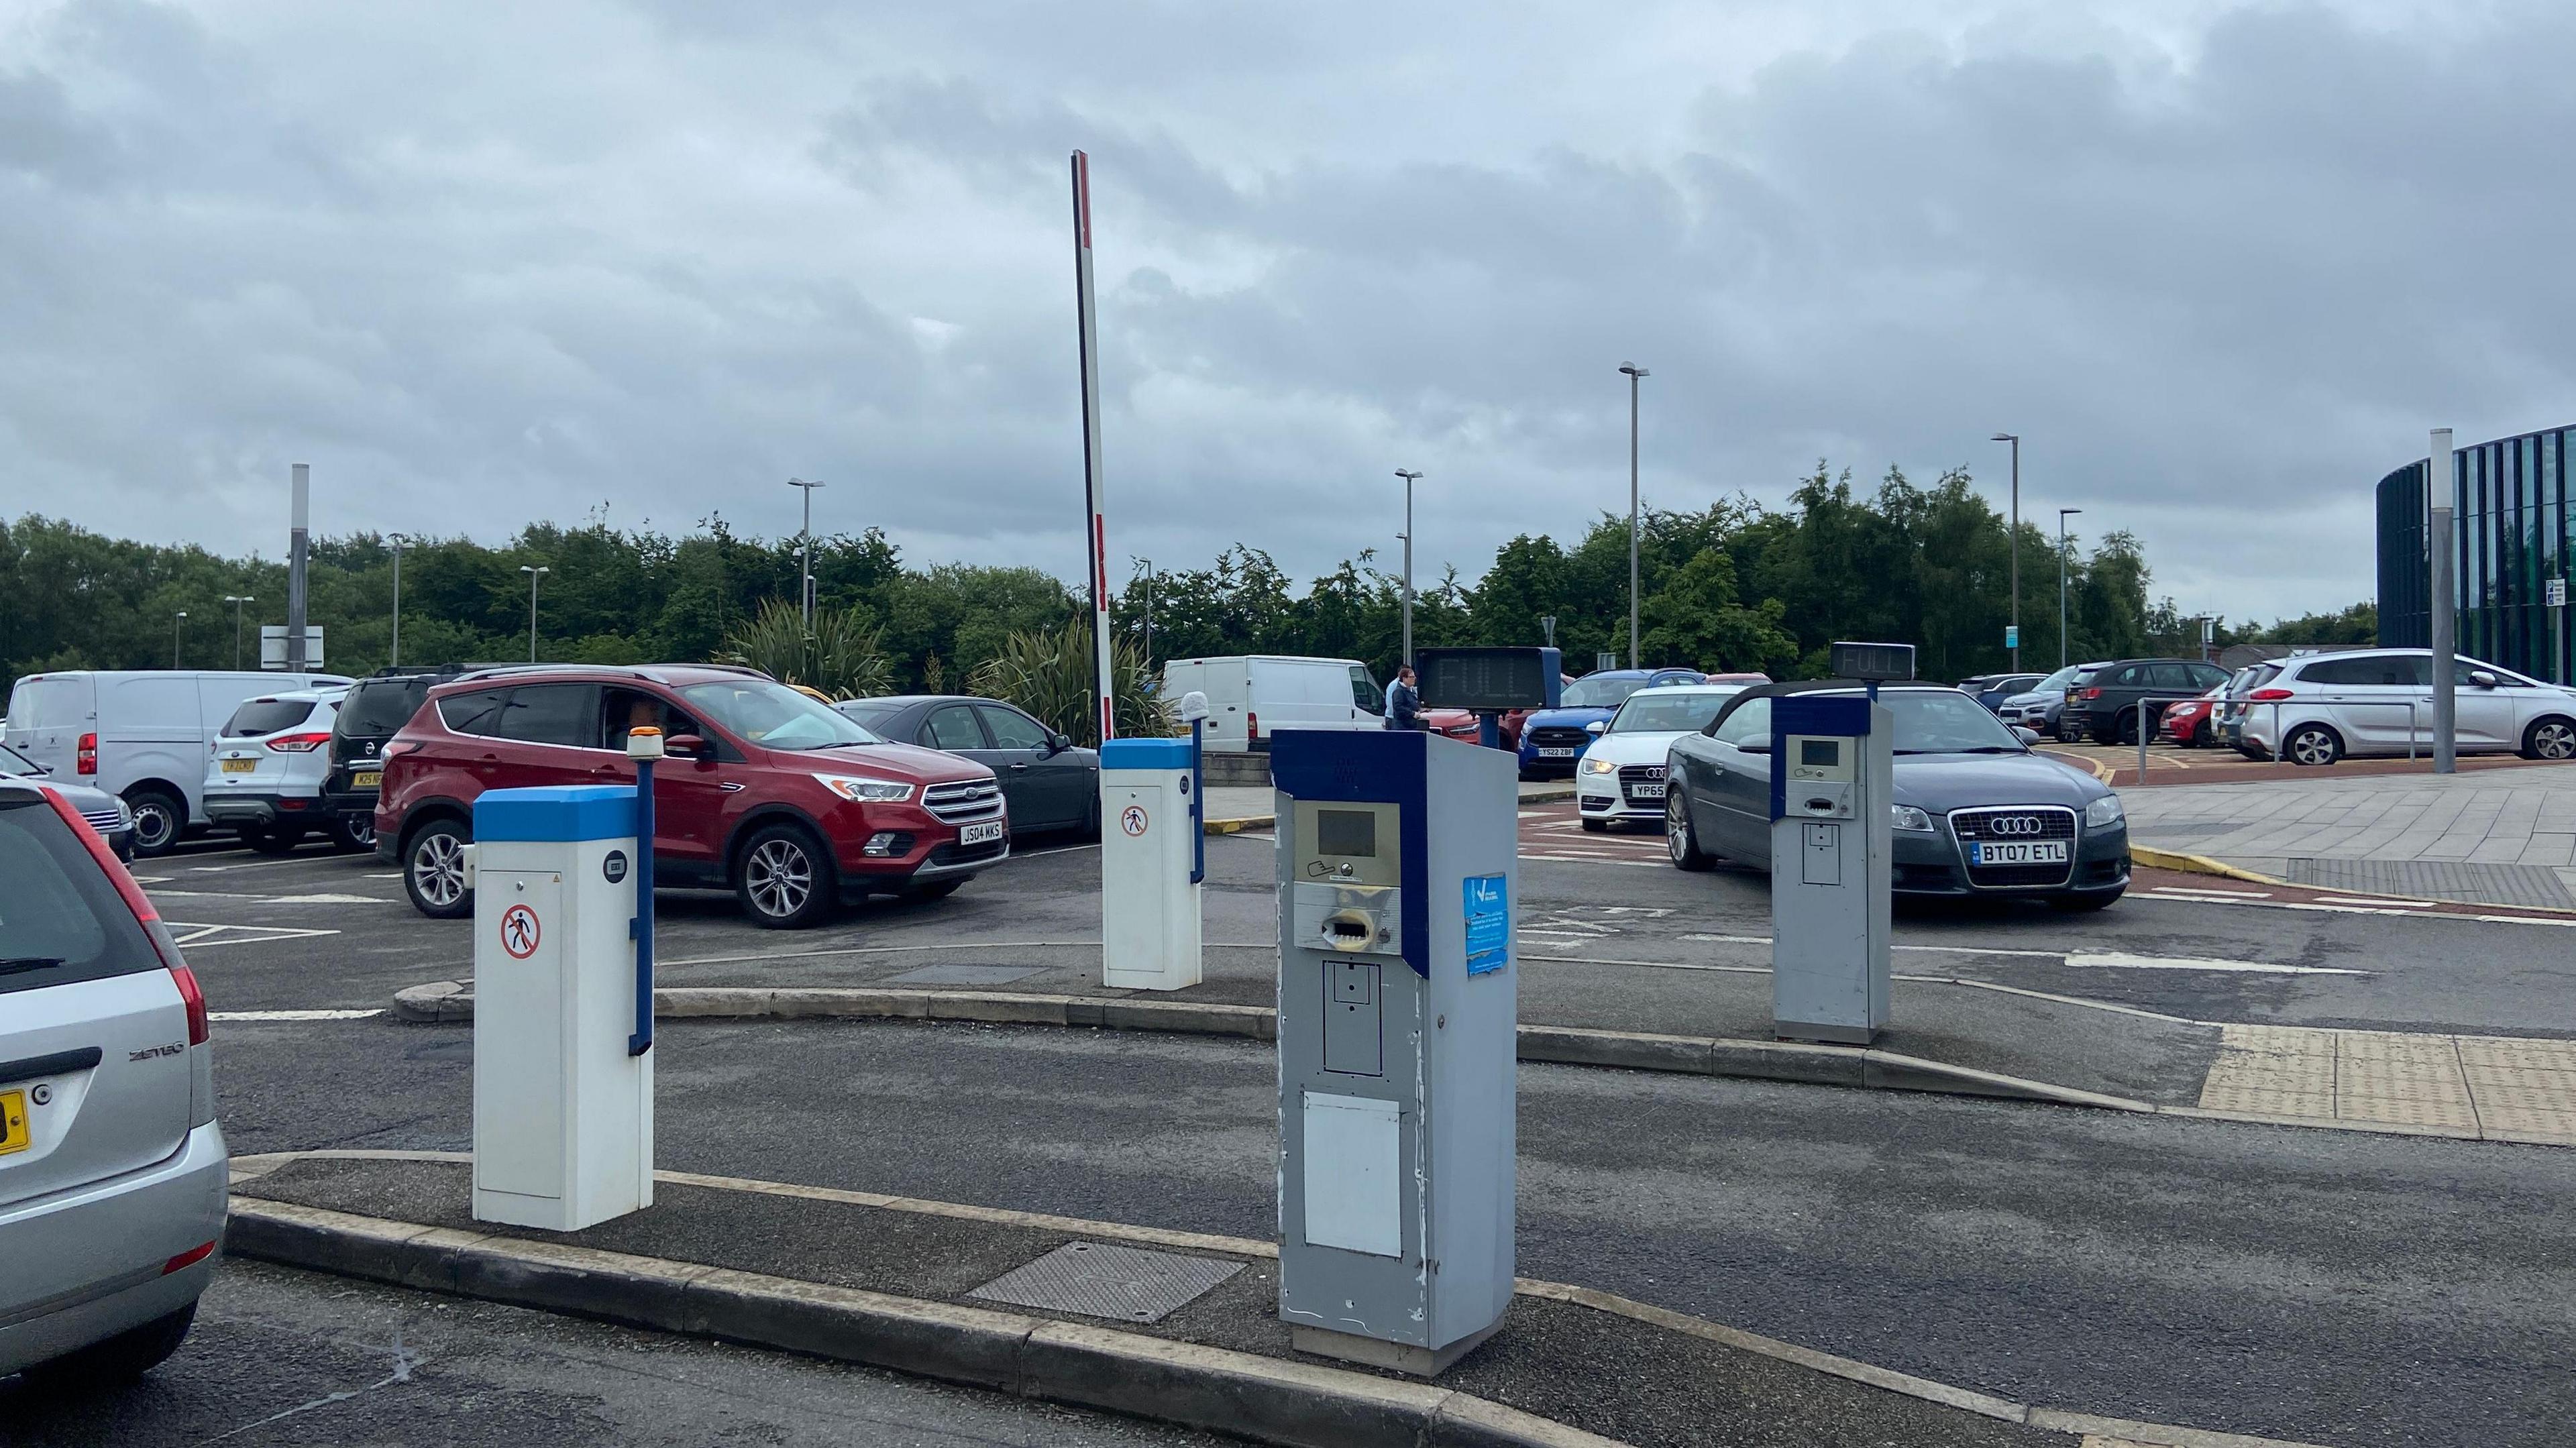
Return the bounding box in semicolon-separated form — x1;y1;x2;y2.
969;623;1175;746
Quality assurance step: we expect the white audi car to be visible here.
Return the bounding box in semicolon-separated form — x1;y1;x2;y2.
1574;684;1750;832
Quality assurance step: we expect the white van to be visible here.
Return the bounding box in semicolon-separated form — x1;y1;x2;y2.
1159;655;1383;752
3;671;353;856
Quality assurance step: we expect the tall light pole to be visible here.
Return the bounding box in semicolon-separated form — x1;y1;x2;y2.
1132;558;1155;669
520;565;549;663
786;478;826;632
1620;364;1649;669
172;610;188;669
388;535;408;667
223;596;254;670
1393;470;1424;669
2055;510;2081;669
1992;433;2021;671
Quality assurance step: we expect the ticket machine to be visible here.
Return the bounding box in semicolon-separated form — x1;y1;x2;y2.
1768;679;1895;1044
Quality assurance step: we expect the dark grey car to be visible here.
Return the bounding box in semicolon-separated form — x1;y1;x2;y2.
834;695;1099;836
1664;683;2130;909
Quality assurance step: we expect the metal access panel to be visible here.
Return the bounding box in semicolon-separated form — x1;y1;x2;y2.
969;1241;1243;1324
1272;728;1518;1374
1768;695;1893;1044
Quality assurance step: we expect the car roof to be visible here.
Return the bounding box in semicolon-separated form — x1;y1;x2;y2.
1624;683;1738;698
433;663;776;693
238;687;347;705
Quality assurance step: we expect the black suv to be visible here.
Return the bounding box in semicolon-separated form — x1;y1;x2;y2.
2066;658;2231;744
322;665;515;846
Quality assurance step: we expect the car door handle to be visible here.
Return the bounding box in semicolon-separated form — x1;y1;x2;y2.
718;781;747;792
1008;762;1030;771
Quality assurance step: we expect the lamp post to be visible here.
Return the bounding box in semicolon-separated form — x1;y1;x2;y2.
1393;469;1424;669
1992;433;2021;671
172;610;188;669
1620;365;1649;669
388;535;407;667
1133;557;1155;669
2056;509;2080;669
520;565;549;662
787;478;826;632
222;596;255;670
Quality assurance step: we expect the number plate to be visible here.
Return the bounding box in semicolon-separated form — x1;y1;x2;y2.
1970;840;2070;866
351;770;382;789
1536;747;1576;759
960;820;1005;846
0;1089;26;1158
1626;782;1667;799
220;758;257;775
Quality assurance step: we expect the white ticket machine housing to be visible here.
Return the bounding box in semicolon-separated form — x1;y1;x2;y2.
1769;694;1894;1044
472;785;654;1231
1100;735;1203;991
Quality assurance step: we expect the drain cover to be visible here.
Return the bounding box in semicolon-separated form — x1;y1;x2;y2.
968;1241;1243;1324
888;963;1046;987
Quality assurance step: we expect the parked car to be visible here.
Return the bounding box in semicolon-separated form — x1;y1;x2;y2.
1416;706;1489;742
1996;663;2102;739
322;665;514;852
1157;656;1383;753
2064;659;2232;744
2214;664;2270;752
0;780;227;1388
1516;668;1705;777
834;695;1101;835
1666;683;2130;909
0;740;135;860
1969;673;2045;712
3;669;352;856
2237;649;2576;765
1497;675;1579;753
2160;685;2226;748
1572;684;1750;831
377;665;1007;928
202;687;366;854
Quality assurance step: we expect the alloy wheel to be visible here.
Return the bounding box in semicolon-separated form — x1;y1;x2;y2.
413;832;467;907
2535;721;2576;761
745;838;814;920
1666;793;1690;864
2288;728;2337;767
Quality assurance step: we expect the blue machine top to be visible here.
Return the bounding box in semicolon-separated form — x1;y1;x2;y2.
1100;737;1195;771
474;785;637;842
1769;693;1875;824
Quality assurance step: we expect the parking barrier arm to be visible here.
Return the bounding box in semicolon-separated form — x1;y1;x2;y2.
629;755;655;1056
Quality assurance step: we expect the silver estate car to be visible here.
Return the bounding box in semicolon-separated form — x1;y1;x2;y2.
0;779;227;1388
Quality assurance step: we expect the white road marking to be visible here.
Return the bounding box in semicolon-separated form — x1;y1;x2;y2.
146;889;392;906
2063;951;2367;976
1012;842;1102;858
162;923;340;946
2312;895;2438;907
2146;886;2274;899
209;1009;383;1021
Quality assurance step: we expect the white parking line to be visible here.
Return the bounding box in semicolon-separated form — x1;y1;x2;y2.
164;924;340;946
209;1009;383;1021
2064;951;2367;976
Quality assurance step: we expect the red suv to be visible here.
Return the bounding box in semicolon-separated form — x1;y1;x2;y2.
375;665;1008;928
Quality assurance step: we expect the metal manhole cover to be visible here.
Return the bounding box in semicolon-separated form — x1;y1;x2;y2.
967;1241;1243;1324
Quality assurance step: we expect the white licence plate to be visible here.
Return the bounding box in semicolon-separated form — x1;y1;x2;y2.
1971;840;2069;866
1627;782;1666;798
960;820;1004;846
1537;747;1576;759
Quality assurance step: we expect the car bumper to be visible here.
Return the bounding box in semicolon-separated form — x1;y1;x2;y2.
1576;780;1663;820
1888;822;2130;897
0;1119;229;1376
202;791;327;830
830;812;1013;897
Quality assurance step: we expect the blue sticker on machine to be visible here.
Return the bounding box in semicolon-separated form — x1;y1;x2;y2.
1463;873;1509;976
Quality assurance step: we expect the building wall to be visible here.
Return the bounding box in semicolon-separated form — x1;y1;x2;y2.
2375;424;2573;684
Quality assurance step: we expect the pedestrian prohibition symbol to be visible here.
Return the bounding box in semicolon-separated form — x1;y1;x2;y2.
1120;805;1149;837
500;903;541;960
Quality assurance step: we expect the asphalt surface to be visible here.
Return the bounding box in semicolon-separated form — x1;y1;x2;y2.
0;1258;1226;1448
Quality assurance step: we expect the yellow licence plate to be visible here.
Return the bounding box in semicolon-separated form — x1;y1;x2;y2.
220;758;257;775
0;1090;27;1158
352;771;382;789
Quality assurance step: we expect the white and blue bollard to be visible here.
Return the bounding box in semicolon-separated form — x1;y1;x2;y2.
1098;696;1209;991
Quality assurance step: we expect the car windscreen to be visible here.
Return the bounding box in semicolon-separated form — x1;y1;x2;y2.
339;678;431;736
835;702;905;731
1610;693;1733;733
0;793;163;997
1884;691;2027;753
223;698;319;737
2028;667;2082;693
1561;675;1644;709
0;743;38;777
681;679;886;750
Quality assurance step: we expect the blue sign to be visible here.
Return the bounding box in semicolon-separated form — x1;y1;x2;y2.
2004;625;2020;649
1462;873;1509;976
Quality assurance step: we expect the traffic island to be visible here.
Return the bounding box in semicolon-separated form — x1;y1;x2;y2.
225;1150;2324;1448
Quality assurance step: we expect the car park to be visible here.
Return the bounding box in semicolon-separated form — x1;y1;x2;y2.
834;694;1102;834
2237;649;2576;765
0;740;134;860
1157;655;1382;752
1573;683;1750;831
2063;658;2231;744
378;665;1007;929
1665;683;2129;909
201;687;367;854
2;669;352;856
1516;667;1705;777
0;780;227;1389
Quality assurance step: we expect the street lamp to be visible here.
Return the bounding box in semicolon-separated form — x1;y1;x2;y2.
787;478;827;632
520;565;549;662
223;596;255;670
1393;470;1424;669
172;610;187;669
1132;558;1155;669
1620;365;1650;669
388;535;409;667
2056;509;2082;669
1992;433;2021;671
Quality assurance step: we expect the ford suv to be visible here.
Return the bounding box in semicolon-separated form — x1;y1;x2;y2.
376;665;1008;928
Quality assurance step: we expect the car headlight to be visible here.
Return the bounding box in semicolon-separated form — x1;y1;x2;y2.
812;773;916;803
1581;757;1617;777
2083;794;2125;828
1889;804;1934;832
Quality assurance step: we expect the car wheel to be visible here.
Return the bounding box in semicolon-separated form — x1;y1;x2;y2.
736;823;835;930
2284;724;2343;767
125;786;184;858
2194;720;2214;748
2115;708;2143;746
2047;889;2122;912
243;826;302;856
332;812;377;852
403;818;474;919
2520;717;2576;762
23;1302;196;1390
1581;818;1609;833
1666;791;1713;872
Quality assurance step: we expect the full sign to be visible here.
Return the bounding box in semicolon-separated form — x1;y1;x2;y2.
1414;647;1564;713
1827;641;1917;683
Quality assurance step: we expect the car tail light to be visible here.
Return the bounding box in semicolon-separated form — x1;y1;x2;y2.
162;1240;217;1275
1247;711;1259;742
2249;687;2294;701
76;731;96;775
264;731;331;753
2080;687;2102;700
37;788;204;1042
170;964;209;1045
382;740;419;759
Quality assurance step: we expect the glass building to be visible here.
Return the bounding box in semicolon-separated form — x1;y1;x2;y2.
2377;423;2573;685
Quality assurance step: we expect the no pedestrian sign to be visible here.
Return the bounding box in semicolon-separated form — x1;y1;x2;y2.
500;903;541;960
1120;805;1149;838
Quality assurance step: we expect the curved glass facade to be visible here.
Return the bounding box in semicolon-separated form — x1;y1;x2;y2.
2376;423;2573;685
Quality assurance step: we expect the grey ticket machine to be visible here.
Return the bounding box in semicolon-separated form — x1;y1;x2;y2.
1770;691;1893;1044
1273;728;1517;1376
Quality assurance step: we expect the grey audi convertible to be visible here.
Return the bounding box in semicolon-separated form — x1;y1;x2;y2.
1665;683;2129;909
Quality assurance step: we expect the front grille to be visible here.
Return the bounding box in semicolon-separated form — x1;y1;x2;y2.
1529;726;1592;751
82;807;123;832
922;779;1005;824
1618;764;1666;803
1947;805;2078;889
928;835;1010;868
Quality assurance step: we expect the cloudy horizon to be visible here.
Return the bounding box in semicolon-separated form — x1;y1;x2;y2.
3;0;2567;625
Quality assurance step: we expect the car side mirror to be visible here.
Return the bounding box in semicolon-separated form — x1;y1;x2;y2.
2013;726;2043;746
1049;732;1073;754
2469;670;2499;689
1737;740;1772;755
663;733;709;759
1585;720;1607;735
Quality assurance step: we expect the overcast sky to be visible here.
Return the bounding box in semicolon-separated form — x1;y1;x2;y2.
2;0;2567;623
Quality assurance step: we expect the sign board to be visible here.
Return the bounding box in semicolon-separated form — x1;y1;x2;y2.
2551;579;2568;608
1415;647;1564;713
1828;641;1916;683
2003;625;2019;650
1462;874;1509;975
1595;652;1617;673
259;625;325;670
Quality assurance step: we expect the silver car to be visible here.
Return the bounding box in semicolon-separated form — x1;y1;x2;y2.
1;741;136;860
0;780;227;1387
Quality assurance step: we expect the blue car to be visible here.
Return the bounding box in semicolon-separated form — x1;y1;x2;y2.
1517;668;1705;777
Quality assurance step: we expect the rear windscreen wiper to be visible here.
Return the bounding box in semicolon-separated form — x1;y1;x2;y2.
0;956;66;977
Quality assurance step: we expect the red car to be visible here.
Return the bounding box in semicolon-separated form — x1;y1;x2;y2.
2161;685;2224;748
376;665;1006;928
1419;707;1489;743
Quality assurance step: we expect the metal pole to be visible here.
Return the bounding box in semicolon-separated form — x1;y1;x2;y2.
173;611;186;669
390;538;404;667
1621;364;1648;668
1071;151;1116;742
286;463;310;671
522;565;549;663
224;596;252;670
1136;559;1154;669
787;478;826;634
1395;470;1423;669
1992;435;2019;670
2430;428;2456;774
2057;508;2080;669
